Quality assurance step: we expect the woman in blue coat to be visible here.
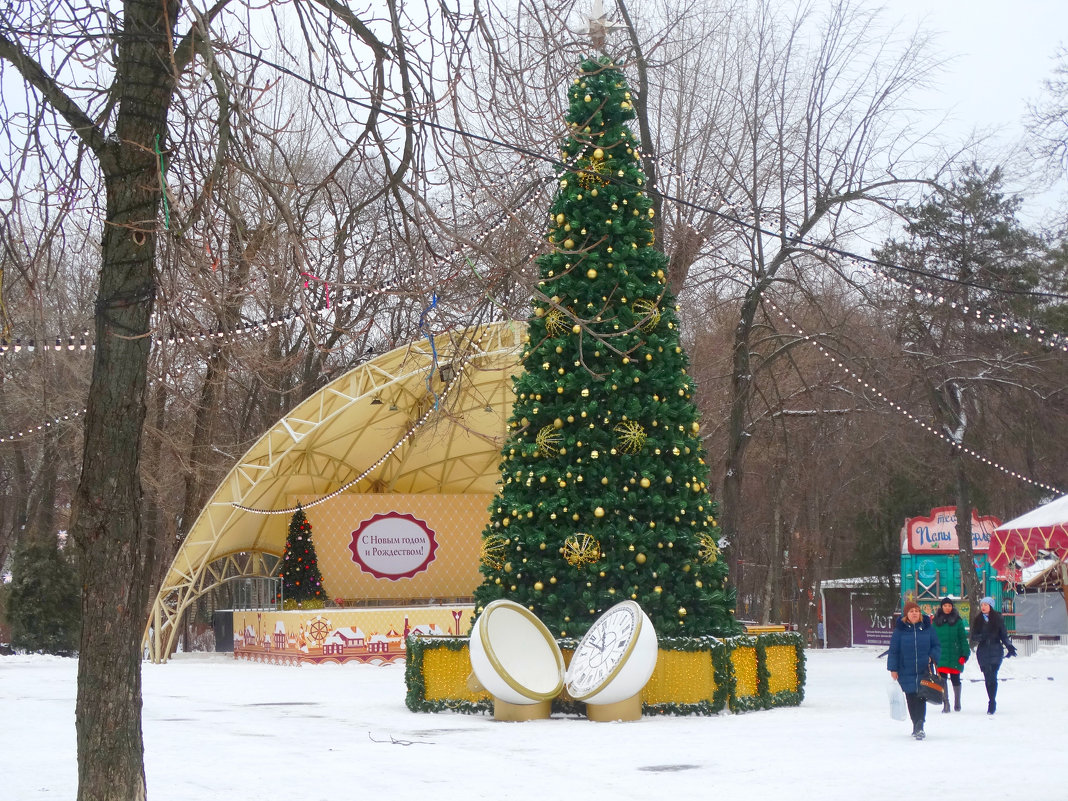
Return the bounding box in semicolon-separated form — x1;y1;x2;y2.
888;600;941;739
970;596;1016;714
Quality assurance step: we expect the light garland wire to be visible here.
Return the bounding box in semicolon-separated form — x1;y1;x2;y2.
0;164;554;359
0;333;92;355
0;409;85;444
230;326;498;515
638;150;1068;354
0;176;550;448
758;291;1063;495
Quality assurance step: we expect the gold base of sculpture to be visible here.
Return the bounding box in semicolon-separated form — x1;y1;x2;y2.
585;692;642;722
492;697;552;721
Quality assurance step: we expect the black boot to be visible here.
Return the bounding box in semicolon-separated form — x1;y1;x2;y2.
987;699;996;715
953;683;961;711
912;720;925;740
942;676;951;713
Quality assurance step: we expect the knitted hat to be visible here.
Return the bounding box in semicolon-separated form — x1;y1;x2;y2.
903;601;920;614
980;596;995;609
940;596;955;607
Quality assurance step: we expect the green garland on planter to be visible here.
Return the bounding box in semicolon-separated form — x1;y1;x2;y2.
654;634;733;714
404;635;493;714
726;635;765;713
404;632;801;715
761;631;807;708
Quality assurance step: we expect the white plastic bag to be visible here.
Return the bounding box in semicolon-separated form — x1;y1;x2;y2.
887;679;906;720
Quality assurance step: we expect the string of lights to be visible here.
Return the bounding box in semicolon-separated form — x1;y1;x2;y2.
759;290;1063;495
218;46;1065;307
230;325;499;515
0;183;552;449
0;409;85;445
638;151;1068;353
0;164;553;359
0;333;91;354
9;46;1064;356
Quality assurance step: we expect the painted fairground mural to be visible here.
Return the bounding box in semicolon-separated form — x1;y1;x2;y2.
234;606;473;665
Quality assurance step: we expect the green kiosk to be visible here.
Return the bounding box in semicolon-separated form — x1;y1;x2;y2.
900;506;1011;628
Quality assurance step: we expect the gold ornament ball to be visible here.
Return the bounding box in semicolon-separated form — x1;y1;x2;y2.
563;238;575;250
534;581;544;591
640;477;650;488
587;268;597;279
572;324;581;334
594;506;605;517
593;147;604;160
635;553;647;564
654;585;663;594
678;608;687;617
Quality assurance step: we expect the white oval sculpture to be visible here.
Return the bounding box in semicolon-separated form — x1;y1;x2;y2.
469;599;565;706
565;600;658;708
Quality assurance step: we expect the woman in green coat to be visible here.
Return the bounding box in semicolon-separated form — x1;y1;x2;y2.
933;596;969;712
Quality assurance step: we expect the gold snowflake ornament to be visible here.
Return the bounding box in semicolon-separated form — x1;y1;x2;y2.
536;425;563;455
697;532;720;564
577;158;610;190
632;298;661;332
614;419;647;453
563;533;601;567
544;308;569;338
480;535;507;570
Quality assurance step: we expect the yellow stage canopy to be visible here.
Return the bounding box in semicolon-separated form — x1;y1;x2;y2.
145;321;523;662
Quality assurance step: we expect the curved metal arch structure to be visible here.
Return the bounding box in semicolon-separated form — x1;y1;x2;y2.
145;321;524;662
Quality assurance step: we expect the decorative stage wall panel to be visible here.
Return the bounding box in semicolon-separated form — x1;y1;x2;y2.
295;493;492;605
233;606;475;665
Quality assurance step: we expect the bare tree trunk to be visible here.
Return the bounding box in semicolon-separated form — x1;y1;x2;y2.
760;487;784;624
721;287;761;578
953;448;982;611
27;427;60;546
67;2;180;798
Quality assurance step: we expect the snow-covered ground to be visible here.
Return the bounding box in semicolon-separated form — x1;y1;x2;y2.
2;645;1065;800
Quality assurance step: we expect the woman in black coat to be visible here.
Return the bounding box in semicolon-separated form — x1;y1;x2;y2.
888;600;941;739
970;596;1016;714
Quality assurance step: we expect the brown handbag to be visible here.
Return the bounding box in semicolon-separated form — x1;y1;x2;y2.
918;669;945;705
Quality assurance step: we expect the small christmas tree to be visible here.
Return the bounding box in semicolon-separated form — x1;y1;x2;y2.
280;504;326;608
473;57;740;639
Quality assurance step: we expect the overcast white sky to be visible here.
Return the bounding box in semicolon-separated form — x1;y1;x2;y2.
879;0;1068;219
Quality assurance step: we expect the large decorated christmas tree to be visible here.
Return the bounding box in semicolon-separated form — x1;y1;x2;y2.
280;504;326;608
473;57;739;639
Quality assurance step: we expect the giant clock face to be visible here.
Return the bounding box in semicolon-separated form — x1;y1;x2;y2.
566;601;643;701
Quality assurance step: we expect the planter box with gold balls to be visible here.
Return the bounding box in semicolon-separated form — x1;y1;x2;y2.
405;631;805;716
